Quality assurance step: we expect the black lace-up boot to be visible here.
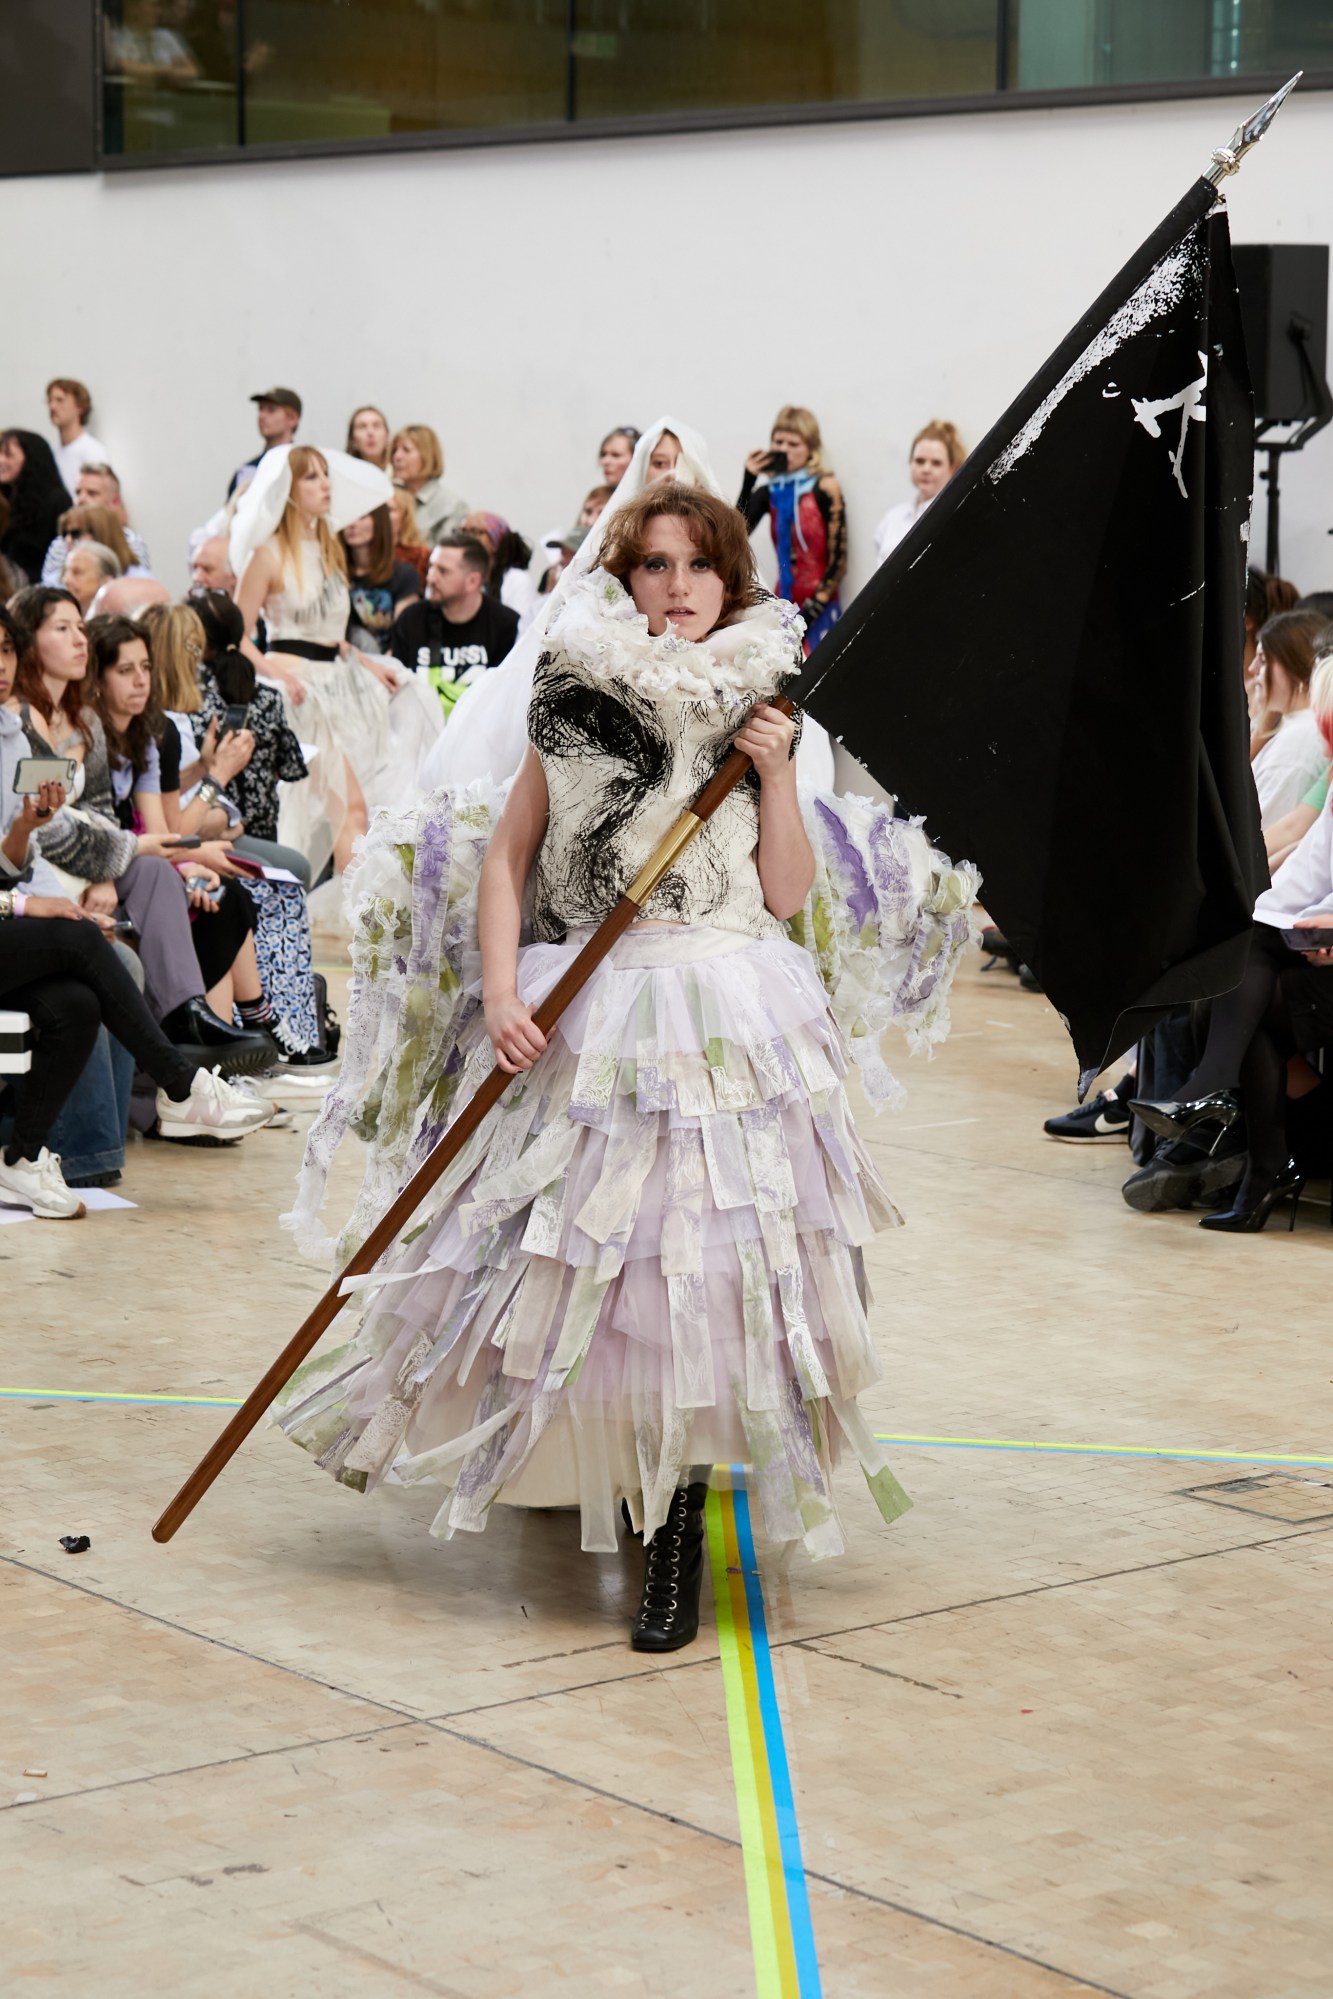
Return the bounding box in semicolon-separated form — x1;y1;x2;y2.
630;1479;709;1653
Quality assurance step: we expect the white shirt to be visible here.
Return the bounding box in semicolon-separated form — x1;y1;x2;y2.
52;429;109;495
873;495;930;566
1250;708;1329;830
1255;798;1333;927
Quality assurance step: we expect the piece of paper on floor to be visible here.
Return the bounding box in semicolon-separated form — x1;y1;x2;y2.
0;1187;137;1226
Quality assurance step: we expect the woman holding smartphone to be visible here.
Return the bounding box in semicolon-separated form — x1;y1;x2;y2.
7;588;270;1072
88;614;318;1057
738;406;846;654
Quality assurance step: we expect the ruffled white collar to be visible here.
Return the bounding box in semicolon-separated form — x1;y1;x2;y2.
546;568;804;702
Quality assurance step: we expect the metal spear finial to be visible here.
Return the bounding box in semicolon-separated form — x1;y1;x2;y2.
1205;72;1301;185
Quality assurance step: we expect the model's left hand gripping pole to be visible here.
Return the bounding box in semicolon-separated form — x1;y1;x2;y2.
151;702;793;1543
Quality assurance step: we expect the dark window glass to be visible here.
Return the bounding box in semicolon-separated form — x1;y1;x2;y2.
102;1;240;156
572;0;1001;121
1012;0;1333;93
95;1;1333;163
242;0;567;146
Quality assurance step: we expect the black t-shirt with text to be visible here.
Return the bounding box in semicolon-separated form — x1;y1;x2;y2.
387;596;519;678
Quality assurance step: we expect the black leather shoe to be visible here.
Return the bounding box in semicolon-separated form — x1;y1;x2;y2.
160;997;273;1078
1128;1090;1241;1146
1199;1161;1304;1233
631;1481;708;1653
1121;1136;1244;1213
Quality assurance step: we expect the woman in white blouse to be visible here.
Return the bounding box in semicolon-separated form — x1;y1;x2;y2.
1249;610;1332;827
872;420;966;566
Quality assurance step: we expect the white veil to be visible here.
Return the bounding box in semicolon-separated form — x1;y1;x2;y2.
229;444;394;579
419;415;834;792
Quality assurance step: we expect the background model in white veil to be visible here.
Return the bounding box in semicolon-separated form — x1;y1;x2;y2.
419;416;835;795
228;444;396;579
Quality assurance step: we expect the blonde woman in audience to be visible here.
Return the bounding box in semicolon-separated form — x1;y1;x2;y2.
739;404;847;652
388;425;468;546
873;420;966;565
345;405;391;470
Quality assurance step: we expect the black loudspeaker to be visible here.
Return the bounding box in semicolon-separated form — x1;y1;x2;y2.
1232;244;1329;425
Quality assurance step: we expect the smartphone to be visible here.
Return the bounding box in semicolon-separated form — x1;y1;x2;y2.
762;449;790;475
186;880;220;904
109;917;137;934
161;836;202;849
1281;925;1333;952
12;755;77;794
220;702;249;737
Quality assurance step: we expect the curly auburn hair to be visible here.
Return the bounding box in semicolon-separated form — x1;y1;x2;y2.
597;482;761;629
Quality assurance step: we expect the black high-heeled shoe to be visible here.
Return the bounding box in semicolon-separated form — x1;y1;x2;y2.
1128;1090;1241;1147
1198;1160;1304;1233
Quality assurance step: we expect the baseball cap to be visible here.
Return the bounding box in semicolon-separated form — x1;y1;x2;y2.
544;526;588;555
250;386;302;415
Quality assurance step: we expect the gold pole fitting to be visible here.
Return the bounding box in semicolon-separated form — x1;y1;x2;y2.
625;811;704;906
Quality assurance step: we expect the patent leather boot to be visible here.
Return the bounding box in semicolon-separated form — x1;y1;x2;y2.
630;1481;708;1653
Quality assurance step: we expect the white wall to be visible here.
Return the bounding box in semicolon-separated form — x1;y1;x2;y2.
2;89;1330;599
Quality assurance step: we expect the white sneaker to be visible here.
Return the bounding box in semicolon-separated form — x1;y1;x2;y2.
0;1147;86;1220
155;1067;276;1144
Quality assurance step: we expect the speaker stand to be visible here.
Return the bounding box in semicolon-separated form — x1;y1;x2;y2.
1254;316;1333;575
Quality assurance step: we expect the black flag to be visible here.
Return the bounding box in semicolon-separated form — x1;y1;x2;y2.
795;183;1267;1089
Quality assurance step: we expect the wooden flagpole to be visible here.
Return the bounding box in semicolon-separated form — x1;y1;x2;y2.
151;700;793;1542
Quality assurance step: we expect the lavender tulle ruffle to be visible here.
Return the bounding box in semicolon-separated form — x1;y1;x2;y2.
277;924;912;1557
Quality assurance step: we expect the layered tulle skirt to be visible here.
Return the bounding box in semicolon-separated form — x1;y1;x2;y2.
277;922;912;1557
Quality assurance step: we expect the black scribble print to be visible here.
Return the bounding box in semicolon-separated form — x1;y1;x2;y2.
528;656;777;941
529;666;672;931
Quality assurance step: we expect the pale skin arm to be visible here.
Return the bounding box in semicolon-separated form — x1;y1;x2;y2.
735;704;815;921
235;546;306;706
1264;802;1319;869
479;746;551;1073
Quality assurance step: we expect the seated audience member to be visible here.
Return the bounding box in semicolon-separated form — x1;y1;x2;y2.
873;421;967;564
189;590;310;864
461;511;536;624
386;534;519;714
346;405;391;470
1249;610;1331;827
101;608;322;1058
55;500;144;575
46;379;108;494
0;895;274;1217
42;470;152;582
229;386;301;499
8;588;269;1073
389;483;429;586
189;535;237;593
579;484;613;529
88;574;171;620
142;597;311;875
598;427;640;489
0;430;71;587
1125;654;1333;1232
536;525;586;598
62;541;122;613
340;507;421;654
389;425;468;545
1244;567;1301;757
1299;589;1333;622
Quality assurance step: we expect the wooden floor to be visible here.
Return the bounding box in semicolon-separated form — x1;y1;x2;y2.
3;951;1331;1999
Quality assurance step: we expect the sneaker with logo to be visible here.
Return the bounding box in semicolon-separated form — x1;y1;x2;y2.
155;1067;276;1145
0;1147;86;1219
1043;1086;1132;1143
